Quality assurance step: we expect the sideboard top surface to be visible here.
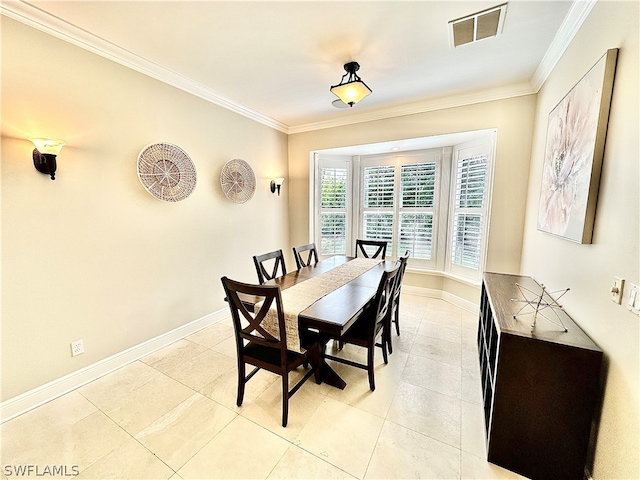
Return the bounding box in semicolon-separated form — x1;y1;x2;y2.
483;272;601;351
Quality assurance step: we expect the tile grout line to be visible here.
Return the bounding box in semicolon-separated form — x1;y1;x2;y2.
75;389;178;478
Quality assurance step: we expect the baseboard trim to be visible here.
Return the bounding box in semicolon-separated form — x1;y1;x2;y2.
0;308;228;423
1;288;477;423
403;285;479;313
441;291;479;314
402;285;441;298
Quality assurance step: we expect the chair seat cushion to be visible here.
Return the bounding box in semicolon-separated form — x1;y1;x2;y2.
243;342;302;367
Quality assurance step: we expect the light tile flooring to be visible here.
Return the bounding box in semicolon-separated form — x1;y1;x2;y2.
1;295;529;479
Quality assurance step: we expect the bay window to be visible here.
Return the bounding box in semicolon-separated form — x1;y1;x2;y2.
313;135;494;282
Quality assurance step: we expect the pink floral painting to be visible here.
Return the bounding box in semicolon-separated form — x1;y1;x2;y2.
538;49;617;243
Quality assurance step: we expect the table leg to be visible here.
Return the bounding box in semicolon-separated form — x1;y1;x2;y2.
316;338;346;390
302;329;347;390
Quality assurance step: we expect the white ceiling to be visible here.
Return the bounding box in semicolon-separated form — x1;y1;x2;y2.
4;1;584;134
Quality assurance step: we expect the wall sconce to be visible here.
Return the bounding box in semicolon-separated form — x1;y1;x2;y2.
29;138;66;180
270;177;285;195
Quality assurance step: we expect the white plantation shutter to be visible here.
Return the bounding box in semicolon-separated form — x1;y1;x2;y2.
401;163;436;207
363;166;395;208
363;213;394;250
315;136;493;280
399;163;436;259
450;154;487;270
399;213;433;259
320;167;348;255
361;165;395;252
360;159;438;264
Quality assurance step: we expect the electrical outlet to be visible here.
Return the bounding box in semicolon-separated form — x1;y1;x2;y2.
71;339;84;357
611;277;625;304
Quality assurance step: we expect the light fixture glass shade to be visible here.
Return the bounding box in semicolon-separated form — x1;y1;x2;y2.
330;81;372;106
330;61;372;107
29;138;66;155
273;177;285;186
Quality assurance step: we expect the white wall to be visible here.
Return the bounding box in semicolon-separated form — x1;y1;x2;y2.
1;18;290;401
288;96;537;304
520;2;639;478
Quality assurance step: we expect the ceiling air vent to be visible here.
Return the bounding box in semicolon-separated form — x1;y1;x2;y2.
449;3;507;48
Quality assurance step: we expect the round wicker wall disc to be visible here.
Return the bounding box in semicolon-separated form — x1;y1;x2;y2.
137;143;197;202
220;159;256;204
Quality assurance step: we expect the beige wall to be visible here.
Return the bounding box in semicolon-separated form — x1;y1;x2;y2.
3;2;638;476
520;2;639;478
288;96;537;299
1;18;289;400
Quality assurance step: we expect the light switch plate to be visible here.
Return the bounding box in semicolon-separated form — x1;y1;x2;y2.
611;277;625;304
628;283;640;315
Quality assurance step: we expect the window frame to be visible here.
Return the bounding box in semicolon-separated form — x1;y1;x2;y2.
314;155;353;257
446;139;495;281
358;151;444;269
311;133;495;282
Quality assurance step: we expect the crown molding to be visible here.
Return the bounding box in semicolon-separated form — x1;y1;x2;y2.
2;0;594;135
292;0;596;135
530;0;597;91
0;1;289;133
288;82;537;134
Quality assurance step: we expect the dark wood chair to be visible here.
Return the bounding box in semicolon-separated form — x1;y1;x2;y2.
355;239;388;259
253;249;287;284
388;250;410;354
324;263;400;391
292;243;318;269
221;276;316;427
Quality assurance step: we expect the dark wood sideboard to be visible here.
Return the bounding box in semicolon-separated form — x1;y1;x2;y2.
478;272;603;480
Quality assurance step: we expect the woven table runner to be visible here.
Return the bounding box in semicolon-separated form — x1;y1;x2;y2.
258;258;381;353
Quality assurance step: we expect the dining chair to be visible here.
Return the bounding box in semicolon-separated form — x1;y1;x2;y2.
253;249;287;284
387;250;410;354
355;239;388;259
292;243;318;269
324;263;401;391
221;276;316;427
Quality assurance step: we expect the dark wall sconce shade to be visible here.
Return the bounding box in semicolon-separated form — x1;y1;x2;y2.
29;138;65;180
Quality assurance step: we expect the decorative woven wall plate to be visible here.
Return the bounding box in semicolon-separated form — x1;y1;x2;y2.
220;158;256;204
137;143;197;202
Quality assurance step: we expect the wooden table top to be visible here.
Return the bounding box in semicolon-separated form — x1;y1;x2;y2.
246;256;397;337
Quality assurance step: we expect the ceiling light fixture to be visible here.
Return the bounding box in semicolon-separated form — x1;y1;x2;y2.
330;61;372;107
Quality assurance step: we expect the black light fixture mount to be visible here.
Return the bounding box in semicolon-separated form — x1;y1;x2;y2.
270;177;285;195
29;138;66;180
330;61;372;107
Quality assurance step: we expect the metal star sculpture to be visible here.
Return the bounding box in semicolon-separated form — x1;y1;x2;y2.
511;283;570;331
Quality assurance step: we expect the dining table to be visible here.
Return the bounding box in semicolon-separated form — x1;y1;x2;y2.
239;255;397;390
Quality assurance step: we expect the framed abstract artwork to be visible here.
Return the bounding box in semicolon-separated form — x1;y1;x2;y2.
537;48;618;243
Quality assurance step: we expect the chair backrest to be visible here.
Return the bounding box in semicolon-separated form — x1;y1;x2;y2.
292;243;318;269
393;250;410;301
355;239;388;259
393;250;410;309
371;264;401;329
221;276;288;360
253;249;287;284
